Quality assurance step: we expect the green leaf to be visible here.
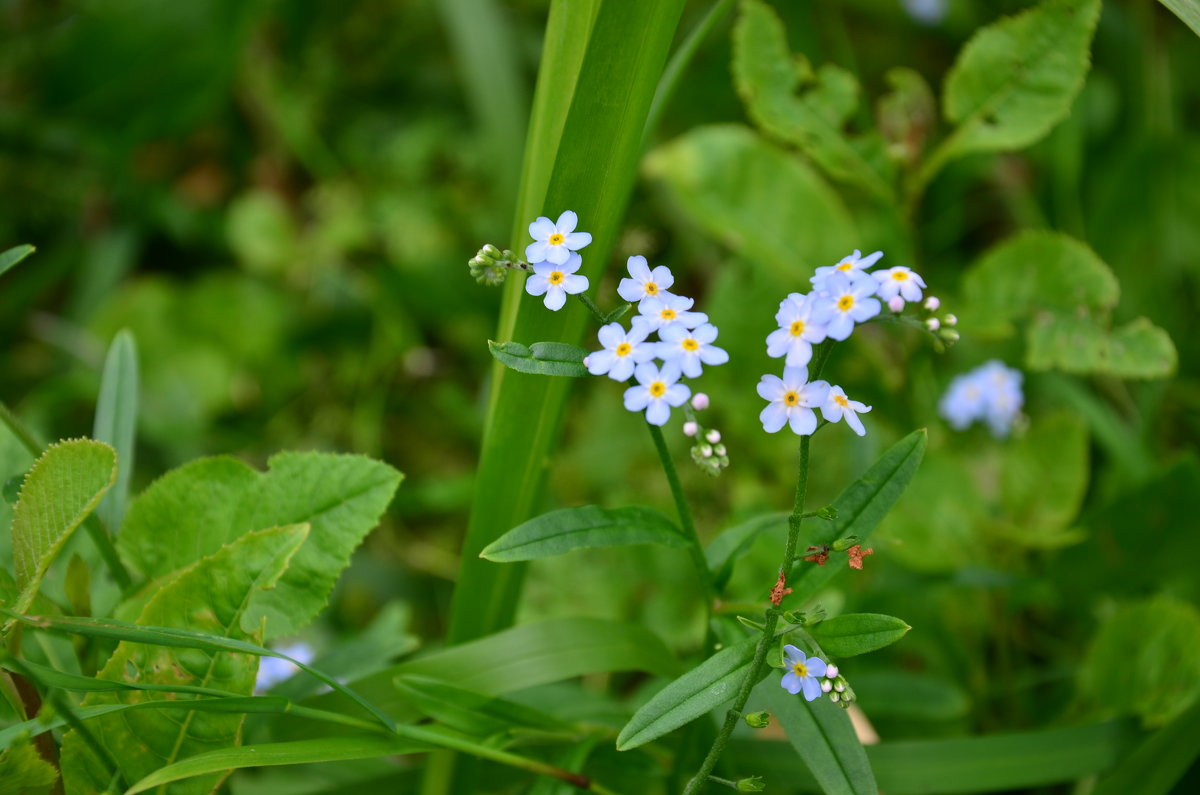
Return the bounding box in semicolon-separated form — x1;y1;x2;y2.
118;452;402;638
1094;698;1200;795
758;678;876;795
809;613;911;658
394;675;573;738
122;736;434;795
486;340;591;377
931;0;1101;175
480;504;687;562
993;412;1088;547
789;430;927;600
0;735;58;795
644;124;857;282
7;439;117;618
0;244;35;279
1105;318;1178;378
732;0;893;200
705;512;788;592
1159;0;1200;37
848;672;969;721
93;329;139;533
59;524;310;795
616;637;759;751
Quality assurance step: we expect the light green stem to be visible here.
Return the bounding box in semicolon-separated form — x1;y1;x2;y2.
647;423;715;605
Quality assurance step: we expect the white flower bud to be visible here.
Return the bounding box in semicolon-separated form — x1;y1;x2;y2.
925;296;940;311
706;429;721;443
888;295;905;313
691;393;710;410
945;313;957;326
714;444;726;456
834;682;845;693
825;664;839;678
683;421;699;437
821;680;833;693
926;318;940;331
700;444;713;458
830;693;840;703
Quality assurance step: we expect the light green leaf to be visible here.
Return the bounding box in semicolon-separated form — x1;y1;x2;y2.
486;340;591;378
0;244;36;279
394;675;573;738
1158;0;1200;37
7;439;117;618
118;452;403;638
759;678;876;795
789;430;927;600
616;637;758;751
932;0;1101;172
705;512;787;592
93;330;139;533
1105;318;1178;379
877;68;937;166
994;412;1088;547
644;124;857;280
60;524;310;795
0;735;58;795
732;0;894;199
1094;698;1200;795
809;613;911;658
481;505;687;562
1026;312;1111;372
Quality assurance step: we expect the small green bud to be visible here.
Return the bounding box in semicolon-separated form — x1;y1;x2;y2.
816;505;838;520
831;535;860;552
737;615;767;631
736;776;766;792
743;711;771;729
940;328;960;344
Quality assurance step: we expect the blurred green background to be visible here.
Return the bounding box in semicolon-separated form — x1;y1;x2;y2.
2;0;1198;769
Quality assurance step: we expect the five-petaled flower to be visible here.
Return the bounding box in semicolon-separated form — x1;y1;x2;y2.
587;322;654;381
633;294;708;334
819;272;882;341
821;386;872;436
525;253;589;311
658;322;729;378
526;210;592;266
618;255;675;304
623;361;691;426
873;266;926;304
847;545;874;570
766;293;831;367
757;366;830;435
811;249;883;293
780;645;828;701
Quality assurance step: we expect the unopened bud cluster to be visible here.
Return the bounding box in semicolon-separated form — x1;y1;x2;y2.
912;294;959;347
684;393;729;476
824;667;857;708
468;244;529;286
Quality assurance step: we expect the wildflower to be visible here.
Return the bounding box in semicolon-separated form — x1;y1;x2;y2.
658;322;729;377
944;313;957;326
526;210;592;265
888;295;905;313
617;255;675;303
525;253;589;311
825;664;839;679
683;421;699;437
780;645;828;701
758;366;830;435
623;361;690;426
255;642;315;693
924;296;940;311
818;272;882;341
926;318;940;331
874;266;927;303
939;370;988;430
847;545;874;570
633;294;708;333
939;360;1023;437
766;293;831;367
821;385;872;436
706;430;721;443
691;393;709;410
586;322;654;381
811;249;884;292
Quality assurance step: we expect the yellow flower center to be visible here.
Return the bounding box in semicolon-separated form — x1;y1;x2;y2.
645;282;659;295
649;381;666;398
549;233;565;245
834;395;849;407
682;338;700;351
837;295;854;311
836;262;853;271
615;343;632;357
789;320;805;337
783;391;799;407
892;270;908;281
660;308;677;321
548;271;564;285
792;662;808;677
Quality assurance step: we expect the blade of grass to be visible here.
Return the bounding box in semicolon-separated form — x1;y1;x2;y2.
92;330;138;533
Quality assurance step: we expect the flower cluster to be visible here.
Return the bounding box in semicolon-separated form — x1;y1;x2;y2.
683;394;729;476
939;360;1024;437
523;211;593;310
588;256;728;428
779;646;856;707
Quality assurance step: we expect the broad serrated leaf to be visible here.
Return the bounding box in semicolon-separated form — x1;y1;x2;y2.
394;675;573;738
480;505;687;562
486;340;590;377
733;0;893;199
644;124;856;280
60;524;309;795
1105;318;1178;378
705;512;788;592
1026;312;1111;372
938;0;1100;163
809;613;911;657
118;452;402;638
7;439;116;618
0;244;36;279
789;430;927;600
93;330;139;533
0;735;58;795
758;678;877;795
616;637;759;751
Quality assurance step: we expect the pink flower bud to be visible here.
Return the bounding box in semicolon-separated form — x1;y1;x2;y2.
691;393;710;410
825;664;839;678
582;356;590;368
706;430;721;443
924;296;940;311
926;318;940;331
683;421;699;437
888;296;905;313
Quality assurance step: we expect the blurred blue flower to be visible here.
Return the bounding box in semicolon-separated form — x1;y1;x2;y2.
780;645;828;701
811;249;884;294
255;641;314;693
873;266;927;304
939;360;1024;437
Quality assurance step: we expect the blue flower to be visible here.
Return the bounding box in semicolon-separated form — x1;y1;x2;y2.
780;645;828;701
526;211;593;266
624;361;691;426
632;294;708;334
766;292;832;367
817;272;882;341
657;322;729;378
618;255;676;304
821;385;872;436
757;366;830;435
873;266;927;304
587;322;655;381
811;249;884;293
939;360;1024;437
525;252;589;311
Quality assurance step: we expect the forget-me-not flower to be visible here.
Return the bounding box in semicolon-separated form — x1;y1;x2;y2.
526;210;592;266
618;255;675;304
873;266;927;304
780;645;828;701
821;385;872;436
811;249;884;293
819;272;882;341
587;322;655;381
624;361;691;426
939;360;1024;437
657;322;729;378
633;294;708;334
525;252;589;311
766;292;832;367
757;366;830;435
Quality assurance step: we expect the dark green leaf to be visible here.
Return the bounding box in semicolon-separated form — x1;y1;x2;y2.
1094;699;1200;795
394;675;573;737
486;340;591;377
705;512;787;592
810;613;911;658
93;330;139;533
1158;0;1200;37
0;245;35;279
481;504;686;562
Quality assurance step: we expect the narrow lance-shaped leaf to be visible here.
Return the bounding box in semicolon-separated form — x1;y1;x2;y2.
1093;698;1200;795
93;329;139;533
809;613;911;658
0;244;36;279
1159;0;1200;38
481;504;688;562
617;636;760;751
705;512;788;592
487;340;591;378
6;439;117;620
394;675;574;738
59;524;309;795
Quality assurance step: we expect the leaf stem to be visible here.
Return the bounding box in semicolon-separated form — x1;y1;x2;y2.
647;423;715;606
575;292;608;324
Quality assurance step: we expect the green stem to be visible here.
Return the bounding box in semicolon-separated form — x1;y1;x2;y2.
575;292;608;323
647;423;714;605
0;400;134;591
